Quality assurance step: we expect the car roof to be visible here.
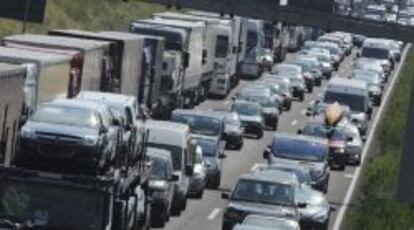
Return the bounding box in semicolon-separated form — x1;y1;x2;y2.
173;109;223;120
146;120;189;132
45;99;106;110
147;147;172;160
239;170;297;185
273;132;328;145
76;91;136;106
233;224;273;230
328;77;368;89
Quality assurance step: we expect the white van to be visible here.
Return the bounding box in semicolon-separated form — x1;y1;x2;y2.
323;78;372;135
146;120;194;213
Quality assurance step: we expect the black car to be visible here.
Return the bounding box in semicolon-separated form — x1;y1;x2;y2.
231;100;265;139
263;133;330;193
18;99;122;174
221;171;302;230
192;135;226;188
238;94;279;130
147;147;177;227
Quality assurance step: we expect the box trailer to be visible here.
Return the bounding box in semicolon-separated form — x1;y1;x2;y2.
0;47;72;116
48;30;149;96
131;18;204;108
0;63;26;166
2;34;111;93
152;12;219;99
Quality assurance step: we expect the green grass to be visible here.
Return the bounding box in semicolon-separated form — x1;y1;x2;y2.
345;47;414;230
0;0;166;37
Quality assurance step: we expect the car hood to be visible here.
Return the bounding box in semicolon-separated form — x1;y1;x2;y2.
228;200;298;220
148;179;169;191
239;115;263;124
24;121;98;138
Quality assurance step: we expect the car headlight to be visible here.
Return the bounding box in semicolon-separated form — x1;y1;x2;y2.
21;128;36;139
83;135;98;145
334;148;346;154
312;169;324;178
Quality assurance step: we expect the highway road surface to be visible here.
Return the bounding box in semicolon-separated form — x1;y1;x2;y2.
151;45;409;230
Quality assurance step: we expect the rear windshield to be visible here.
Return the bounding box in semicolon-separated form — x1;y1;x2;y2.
324;91;366;112
271;138;327;162
361;47;390;60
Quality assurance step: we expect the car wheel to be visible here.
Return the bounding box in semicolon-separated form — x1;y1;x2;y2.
299;93;305;102
197;189;204;199
234;141;243;150
338;164;346;171
181;197;187;211
308;86;313;93
285;101;292;111
273;120;278;131
257;129;264;139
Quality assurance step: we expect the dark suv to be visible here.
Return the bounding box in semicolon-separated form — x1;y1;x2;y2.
18;99;122;174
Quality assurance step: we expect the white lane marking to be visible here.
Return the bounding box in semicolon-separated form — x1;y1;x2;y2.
251;163;260;171
317;92;323;97
344;173;354;179
291;120;298;126
332;44;411;230
301;109;307;115
222;100;231;105
308;100;315;106
207;208;221;220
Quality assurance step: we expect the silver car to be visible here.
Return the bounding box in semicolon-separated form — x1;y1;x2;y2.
188;145;207;198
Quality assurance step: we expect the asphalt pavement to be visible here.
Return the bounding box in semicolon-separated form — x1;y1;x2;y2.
152;47;407;230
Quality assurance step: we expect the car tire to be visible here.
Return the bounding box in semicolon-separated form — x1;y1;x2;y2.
257;129;264;139
285;101;292;111
273;120;278;131
234;142;243;150
181;197;187;211
338;164;346;171
308;86;313;93
299;93;305;102
197;189;204;199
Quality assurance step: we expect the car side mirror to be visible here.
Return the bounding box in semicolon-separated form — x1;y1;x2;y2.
202;49;207;65
100;126;109;134
170;174;179;182
183;51;190;69
297;202;307;208
297;129;303;134
185;165;194;176
221;192;230;200
113;118;121;126
263;147;271;159
362;136;367;143
219;153;227;159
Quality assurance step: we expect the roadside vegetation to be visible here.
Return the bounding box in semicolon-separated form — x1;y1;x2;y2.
345;47;414;229
0;0;166;37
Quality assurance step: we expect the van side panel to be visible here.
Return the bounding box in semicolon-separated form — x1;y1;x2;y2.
81;49;104;91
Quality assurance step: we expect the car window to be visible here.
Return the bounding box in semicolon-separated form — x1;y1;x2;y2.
100;108;112;128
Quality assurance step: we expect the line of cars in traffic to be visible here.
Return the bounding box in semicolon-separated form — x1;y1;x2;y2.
217;32;403;230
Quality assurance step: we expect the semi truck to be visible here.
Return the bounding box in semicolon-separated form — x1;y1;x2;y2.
0;47;73;117
130;18;204;109
2;34;112;93
0;63;26;167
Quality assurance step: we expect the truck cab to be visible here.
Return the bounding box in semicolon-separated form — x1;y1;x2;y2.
145;120;194;214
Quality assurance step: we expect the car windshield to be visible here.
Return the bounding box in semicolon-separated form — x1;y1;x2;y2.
231;179;295;206
302;124;346;140
263;167;311;185
0;180;106;230
196;138;217;157
149;156;168;178
361;47;390;59
172;114;221;136
216;35;229;58
271;139;327;162
232;103;261;116
147;143;182;171
32;105;99;128
324;91;366;112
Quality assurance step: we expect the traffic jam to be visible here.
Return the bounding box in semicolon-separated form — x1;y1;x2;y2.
0;9;405;230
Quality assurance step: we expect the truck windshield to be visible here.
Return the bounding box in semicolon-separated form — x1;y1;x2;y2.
0;179;106;230
324;91;366;112
32;105;99;128
361;47;390;60
247;31;258;48
147;143;183;171
215;35;229;58
132;27;184;51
